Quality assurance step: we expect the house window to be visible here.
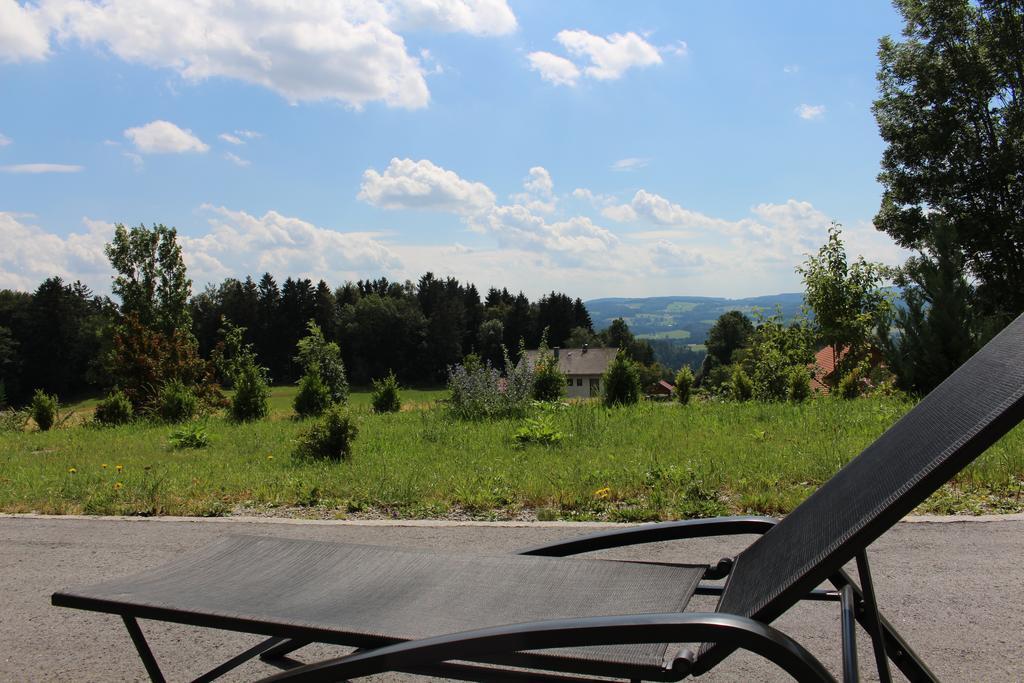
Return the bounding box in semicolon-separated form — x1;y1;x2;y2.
589;378;600;397
566;377;573;387
577;378;583;386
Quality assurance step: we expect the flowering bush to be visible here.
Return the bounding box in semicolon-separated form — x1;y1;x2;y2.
447;346;534;420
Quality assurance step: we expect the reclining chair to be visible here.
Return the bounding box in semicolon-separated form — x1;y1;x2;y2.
53;314;1024;682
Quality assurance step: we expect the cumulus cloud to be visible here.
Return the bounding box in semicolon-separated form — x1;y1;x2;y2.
21;1;513;109
124;120;209;154
475;205;619;258
603;190;725;231
224;152;250;167
358;158;496;214
509;166;556;213
387;0;516;35
0;0;50;62
527;51;580;86
610;157;649;172
182;205;399;284
0;213;111;291
219;133;244;145
795;103;826;120
0;133;11;147
555;29;662;80
0;163;83;173
661;40;688;57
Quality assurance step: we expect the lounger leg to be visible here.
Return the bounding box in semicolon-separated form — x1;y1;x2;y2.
839;585;859;683
122;616;166;683
854;551;892;683
191;636;289;683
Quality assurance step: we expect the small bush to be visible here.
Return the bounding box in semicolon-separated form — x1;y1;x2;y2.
94;390;134;426
837;367;862;399
293;406;358;461
157;380;199;423
0;409;29;433
447;345;534;420
168;422;210;449
731;367;753;402
787;366;811;402
293;370;332;418
294;321;349;405
674;366;694;405
513;413;564;447
531;335;565;402
602;350;642;406
371;371;402;413
230;363;270;422
30;389;58;431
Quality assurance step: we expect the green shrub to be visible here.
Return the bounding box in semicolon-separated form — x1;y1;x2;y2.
371;371;402;414
230;362;270;422
168;422;210;449
293;369;332;418
531;336;565;402
674;366;694;405
787;366;812;402
94;390;134;426
157;379;199;422
293;406;358;460
731;367;753;402
602;350;642;406
513;413;564;447
30;389;58;431
294;321;349;405
837;367;862;399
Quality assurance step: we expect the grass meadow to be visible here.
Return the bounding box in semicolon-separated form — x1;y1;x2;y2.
1;388;1021;520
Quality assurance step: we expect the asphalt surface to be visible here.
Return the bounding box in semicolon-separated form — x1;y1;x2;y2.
1;514;1022;682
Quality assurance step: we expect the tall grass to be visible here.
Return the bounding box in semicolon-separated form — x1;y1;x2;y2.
1;394;1020;518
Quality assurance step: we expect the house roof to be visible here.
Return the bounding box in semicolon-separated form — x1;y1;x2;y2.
809;345;884;393
523;347;617;376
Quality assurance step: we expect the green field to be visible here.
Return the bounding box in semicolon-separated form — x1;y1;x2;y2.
2;393;1022;520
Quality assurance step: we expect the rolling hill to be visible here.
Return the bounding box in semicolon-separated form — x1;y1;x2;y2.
585;293;805;349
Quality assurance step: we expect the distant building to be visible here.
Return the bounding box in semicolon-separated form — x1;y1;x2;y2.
809;345;885;394
647;379;675;398
523;346;617;398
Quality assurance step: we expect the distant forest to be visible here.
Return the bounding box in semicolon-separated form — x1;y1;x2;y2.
0;272;699;405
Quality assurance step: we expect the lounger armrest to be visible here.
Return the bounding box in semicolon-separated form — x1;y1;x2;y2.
516;515;778;557
254;612;835;683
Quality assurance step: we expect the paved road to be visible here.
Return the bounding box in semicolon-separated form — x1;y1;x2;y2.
2;515;1022;682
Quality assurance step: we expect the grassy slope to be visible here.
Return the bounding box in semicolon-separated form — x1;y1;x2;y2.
2;393;1021;519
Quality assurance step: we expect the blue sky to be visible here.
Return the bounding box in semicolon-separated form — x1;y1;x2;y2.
0;0;910;299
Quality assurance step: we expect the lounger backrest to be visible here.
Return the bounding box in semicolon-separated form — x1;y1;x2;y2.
699;314;1024;667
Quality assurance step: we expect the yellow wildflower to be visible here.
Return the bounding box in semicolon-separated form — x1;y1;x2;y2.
101;464;108;469
67;467;77;474
267;455;273;460
594;487;611;500
115;464;123;472
113;482;123;491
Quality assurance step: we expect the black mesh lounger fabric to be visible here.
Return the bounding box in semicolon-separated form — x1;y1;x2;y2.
697;313;1024;669
54;535;705;678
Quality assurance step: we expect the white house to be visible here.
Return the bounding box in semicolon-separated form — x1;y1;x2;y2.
523;346;617;399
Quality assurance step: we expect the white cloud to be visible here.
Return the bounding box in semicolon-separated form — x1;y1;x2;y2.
795;103;826;120
0;133;11;147
235;129;262;140
649;240;708;273
124;120;208;154
527;51;580;87
475;205;619;258
0;213;111;291
0;0;50;62
783;64;800;74
183;205;399;284
219;133;244;145
122;152;143;170
0;206;401;293
0;163;83;174
555;29;662;80
572;187;615;207
224;152;250;167
387;0;516;36
510;166;556;213
610;157;649;172
604;190;725;230
31;0;513;109
661;40;688;57
358;158;496;214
